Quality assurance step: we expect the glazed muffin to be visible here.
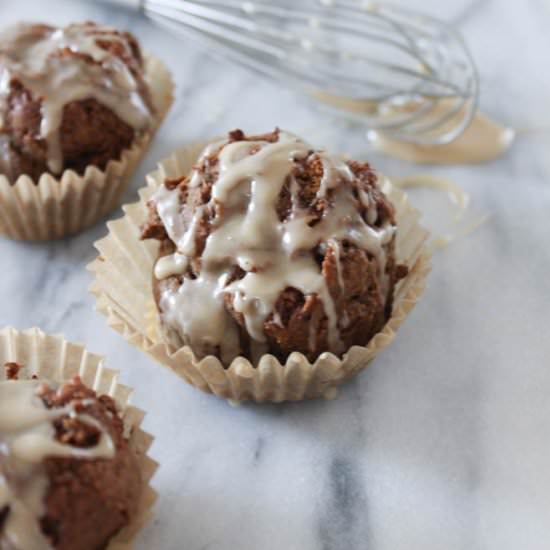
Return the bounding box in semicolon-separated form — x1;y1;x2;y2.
141;129;408;365
0;367;142;550
0;21;154;182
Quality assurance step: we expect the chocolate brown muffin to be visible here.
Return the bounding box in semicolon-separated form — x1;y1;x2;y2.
142;129;407;365
0;369;141;550
0;22;154;182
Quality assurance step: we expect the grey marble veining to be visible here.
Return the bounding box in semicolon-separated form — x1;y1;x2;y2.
0;0;549;549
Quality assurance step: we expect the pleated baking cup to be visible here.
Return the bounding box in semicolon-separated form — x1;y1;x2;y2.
0;327;157;549
88;142;432;403
0;54;174;242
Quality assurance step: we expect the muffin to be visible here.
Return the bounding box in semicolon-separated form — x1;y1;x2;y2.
0;327;157;547
90;133;430;402
141;129;408;365
0;21;173;240
0;21;153;181
0;370;141;550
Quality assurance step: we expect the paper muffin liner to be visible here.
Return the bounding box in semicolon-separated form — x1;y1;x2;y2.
89;142;432;403
0;327;157;549
0;54;174;242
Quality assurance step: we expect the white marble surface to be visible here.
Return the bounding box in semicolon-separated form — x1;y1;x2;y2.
1;0;550;548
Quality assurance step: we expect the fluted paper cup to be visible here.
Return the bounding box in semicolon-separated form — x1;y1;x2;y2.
89;142;432;403
0;327;157;549
0;54;174;241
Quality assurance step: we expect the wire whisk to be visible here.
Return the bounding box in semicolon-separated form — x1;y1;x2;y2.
103;0;479;144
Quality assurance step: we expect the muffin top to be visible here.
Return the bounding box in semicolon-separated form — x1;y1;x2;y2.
142;129;407;364
0;21;154;181
0;366;141;550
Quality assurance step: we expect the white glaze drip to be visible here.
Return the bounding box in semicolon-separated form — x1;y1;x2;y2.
153;183;185;240
369;102;515;165
0;379;115;550
158;272;241;365
154;252;189;280
0;23;152;175
330;239;345;292
153;131;395;362
314;93;514;165
0;135;11;178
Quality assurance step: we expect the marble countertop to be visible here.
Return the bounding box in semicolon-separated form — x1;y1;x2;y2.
1;0;550;548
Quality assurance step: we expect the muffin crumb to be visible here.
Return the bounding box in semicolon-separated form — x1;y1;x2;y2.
3;361;21;379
